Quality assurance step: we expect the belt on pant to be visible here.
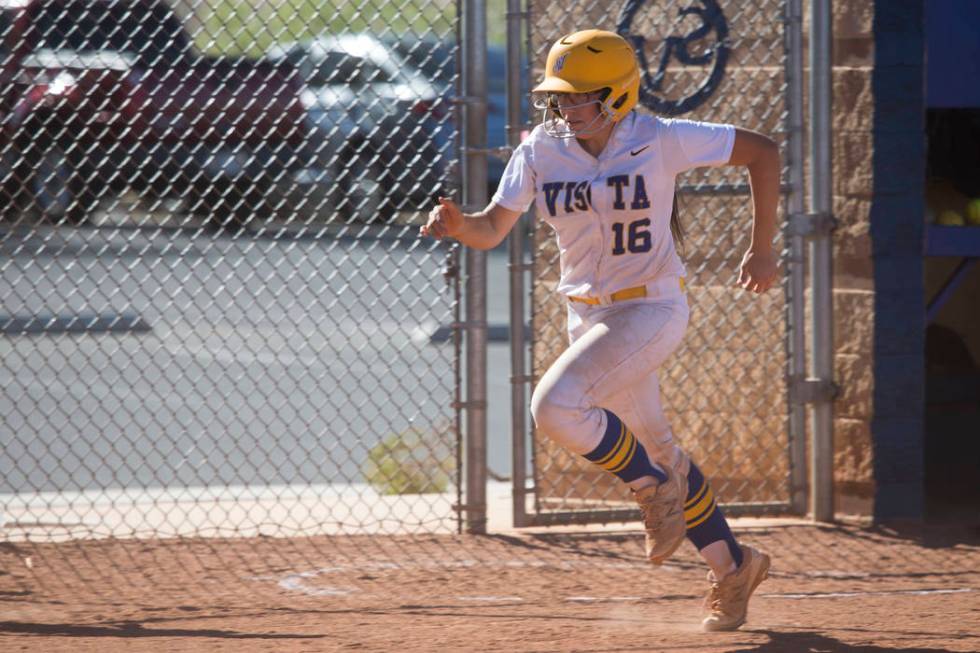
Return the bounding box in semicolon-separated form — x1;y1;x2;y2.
567;277;686;306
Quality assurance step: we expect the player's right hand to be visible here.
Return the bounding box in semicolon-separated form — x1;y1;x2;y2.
420;197;464;240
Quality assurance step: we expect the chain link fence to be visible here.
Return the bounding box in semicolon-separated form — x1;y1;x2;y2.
520;0;802;524
0;0;465;541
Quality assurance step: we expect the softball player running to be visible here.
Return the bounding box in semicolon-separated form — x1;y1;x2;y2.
421;29;778;631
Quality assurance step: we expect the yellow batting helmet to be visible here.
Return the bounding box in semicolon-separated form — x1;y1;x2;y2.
533;29;640;124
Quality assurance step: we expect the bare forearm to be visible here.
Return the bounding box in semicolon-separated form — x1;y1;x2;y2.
746;147;780;251
453;210;508;250
728;128;781;252
422;199;521;247
451;202;523;250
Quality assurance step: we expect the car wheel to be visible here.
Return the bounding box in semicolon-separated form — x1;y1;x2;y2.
338;156;396;224
189;178;260;235
1;148;30;223
29;144;92;226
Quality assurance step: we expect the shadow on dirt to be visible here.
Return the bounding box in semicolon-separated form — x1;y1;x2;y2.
866;521;980;550
735;629;973;652
0;620;323;640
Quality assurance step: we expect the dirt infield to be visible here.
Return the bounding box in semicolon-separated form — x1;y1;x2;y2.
1;521;978;652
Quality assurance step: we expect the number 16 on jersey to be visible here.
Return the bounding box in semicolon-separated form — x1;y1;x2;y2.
611;218;652;255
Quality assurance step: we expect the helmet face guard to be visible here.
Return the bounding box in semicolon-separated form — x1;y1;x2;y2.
532;92;614;138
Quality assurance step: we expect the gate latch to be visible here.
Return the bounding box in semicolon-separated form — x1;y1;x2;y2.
789;375;840;405
786;212;838;238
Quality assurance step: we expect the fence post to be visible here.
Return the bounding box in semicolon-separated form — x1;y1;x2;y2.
809;0;836;522
785;0;808;516
506;0;531;528
463;0;489;534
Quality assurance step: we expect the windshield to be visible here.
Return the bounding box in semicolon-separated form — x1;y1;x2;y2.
385;38;453;90
305;51;399;87
27;0;192;65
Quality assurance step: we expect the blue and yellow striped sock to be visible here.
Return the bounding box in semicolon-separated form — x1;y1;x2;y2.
684;462;744;567
582;410;668;484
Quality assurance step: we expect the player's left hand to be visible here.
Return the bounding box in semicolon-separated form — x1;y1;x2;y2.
736;247;779;294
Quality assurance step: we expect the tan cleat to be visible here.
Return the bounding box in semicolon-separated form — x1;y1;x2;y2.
633;466;688;565
701;544;771;631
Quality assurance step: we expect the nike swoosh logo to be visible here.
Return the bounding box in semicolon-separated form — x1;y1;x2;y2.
586;46;602;53
560;37;574;45
630;146;650;156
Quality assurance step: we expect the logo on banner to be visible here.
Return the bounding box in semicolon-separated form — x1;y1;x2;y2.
616;0;730;116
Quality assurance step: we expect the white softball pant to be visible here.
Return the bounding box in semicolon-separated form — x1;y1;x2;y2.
529;284;691;473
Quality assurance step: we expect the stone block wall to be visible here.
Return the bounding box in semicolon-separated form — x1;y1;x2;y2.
828;0;878;516
825;0;925;518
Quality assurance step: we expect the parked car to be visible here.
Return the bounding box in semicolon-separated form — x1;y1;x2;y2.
381;36;530;198
265;33;452;223
0;0;309;229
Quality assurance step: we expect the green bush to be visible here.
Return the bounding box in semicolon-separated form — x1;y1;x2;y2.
195;0;462;57
362;426;455;495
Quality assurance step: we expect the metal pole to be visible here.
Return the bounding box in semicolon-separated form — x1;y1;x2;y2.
505;1;526;147
463;0;489;534
786;0;808;515
808;0;835;522
505;0;529;527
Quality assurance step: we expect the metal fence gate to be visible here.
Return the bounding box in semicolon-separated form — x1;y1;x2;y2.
0;0;466;540
511;0;807;526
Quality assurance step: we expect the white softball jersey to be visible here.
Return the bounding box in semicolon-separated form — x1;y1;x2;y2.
492;112;735;299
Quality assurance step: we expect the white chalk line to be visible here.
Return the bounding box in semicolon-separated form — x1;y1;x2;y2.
250;560;977;604
249;558;650;599
762;587;976;600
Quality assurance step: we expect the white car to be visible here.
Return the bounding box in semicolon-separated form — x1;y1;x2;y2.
267;33;454;224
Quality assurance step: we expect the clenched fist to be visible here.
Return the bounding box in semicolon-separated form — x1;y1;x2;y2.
420;197;464;240
736;246;779;294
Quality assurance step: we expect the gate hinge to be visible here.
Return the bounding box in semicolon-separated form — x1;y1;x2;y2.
788;375;840;404
452;400;488;410
786;212;838;238
451;95;485;106
452;502;487;513
461;145;514;161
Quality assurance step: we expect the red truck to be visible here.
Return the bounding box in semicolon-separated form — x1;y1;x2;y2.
0;0;309;228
